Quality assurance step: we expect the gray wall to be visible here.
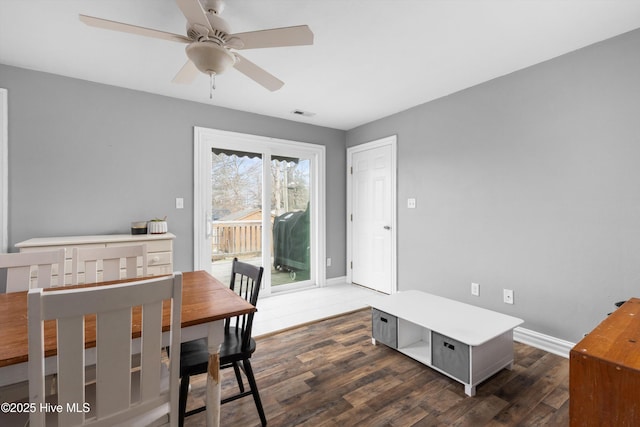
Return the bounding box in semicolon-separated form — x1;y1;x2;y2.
0;64;346;278
347;28;640;343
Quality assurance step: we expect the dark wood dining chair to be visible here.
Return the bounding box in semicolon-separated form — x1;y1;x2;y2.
177;258;267;427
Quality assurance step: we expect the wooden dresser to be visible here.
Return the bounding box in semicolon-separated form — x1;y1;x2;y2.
570;298;640;426
15;233;175;285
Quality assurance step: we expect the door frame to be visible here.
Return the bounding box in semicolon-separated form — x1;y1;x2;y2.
0;89;7;253
193;126;326;295
347;135;398;293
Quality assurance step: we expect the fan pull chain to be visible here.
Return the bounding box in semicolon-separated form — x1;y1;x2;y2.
209;73;217;99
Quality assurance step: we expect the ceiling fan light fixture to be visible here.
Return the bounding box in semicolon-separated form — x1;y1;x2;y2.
80;0;314;91
206;12;231;34
186;42;236;75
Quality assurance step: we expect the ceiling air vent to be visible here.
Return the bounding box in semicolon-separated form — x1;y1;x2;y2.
291;109;315;117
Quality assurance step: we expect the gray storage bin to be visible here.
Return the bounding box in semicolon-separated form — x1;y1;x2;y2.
372;308;397;348
432;332;469;383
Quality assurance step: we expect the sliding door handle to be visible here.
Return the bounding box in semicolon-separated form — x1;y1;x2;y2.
206;211;212;238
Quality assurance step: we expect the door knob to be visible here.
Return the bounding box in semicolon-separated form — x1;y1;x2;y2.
383;226;391;230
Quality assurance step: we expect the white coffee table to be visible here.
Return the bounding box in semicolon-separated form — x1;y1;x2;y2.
370;290;523;396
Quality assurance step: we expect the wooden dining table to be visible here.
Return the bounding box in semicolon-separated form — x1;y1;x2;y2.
0;270;255;427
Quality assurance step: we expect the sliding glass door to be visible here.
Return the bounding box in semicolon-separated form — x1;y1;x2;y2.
194;127;325;296
271;156;311;285
209;148;264;286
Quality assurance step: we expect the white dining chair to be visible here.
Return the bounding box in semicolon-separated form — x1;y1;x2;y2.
72;244;148;284
0;249;66;293
28;273;183;427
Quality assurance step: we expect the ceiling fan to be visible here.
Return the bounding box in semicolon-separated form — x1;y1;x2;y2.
79;0;313;93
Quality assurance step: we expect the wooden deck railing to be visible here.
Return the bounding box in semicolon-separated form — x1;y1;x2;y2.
212;220;263;260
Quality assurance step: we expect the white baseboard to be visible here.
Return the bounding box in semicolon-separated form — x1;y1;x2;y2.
514;327;574;359
326;275;348;286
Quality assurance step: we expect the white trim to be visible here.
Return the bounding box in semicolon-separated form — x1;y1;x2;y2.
0;89;7;253
193;127;326;291
346;135;398;294
193;126;211;272
326;275;348;286
513;326;574;359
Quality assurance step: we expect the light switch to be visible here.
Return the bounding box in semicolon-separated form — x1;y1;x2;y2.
176;198;184;209
407;198;416;209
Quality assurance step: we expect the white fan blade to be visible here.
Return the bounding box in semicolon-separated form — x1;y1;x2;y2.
233;53;284;91
175;0;212;31
231;25;314;50
172;60;200;84
79;15;190;44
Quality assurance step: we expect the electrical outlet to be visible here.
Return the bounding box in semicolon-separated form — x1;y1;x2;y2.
407;198;416;209
326;257;332;267
503;289;514;304
471;282;480;296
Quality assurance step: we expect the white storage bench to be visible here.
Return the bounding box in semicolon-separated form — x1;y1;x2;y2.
370;290;523;396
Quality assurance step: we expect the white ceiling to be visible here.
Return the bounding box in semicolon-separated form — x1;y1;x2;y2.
2;0;640;130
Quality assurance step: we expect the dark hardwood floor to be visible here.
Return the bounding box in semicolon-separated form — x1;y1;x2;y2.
184;309;569;427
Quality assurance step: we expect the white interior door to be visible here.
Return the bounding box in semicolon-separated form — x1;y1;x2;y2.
348;136;396;294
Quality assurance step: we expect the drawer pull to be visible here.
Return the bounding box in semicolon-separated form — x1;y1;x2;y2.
444;342;455;351
380;317;388;323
